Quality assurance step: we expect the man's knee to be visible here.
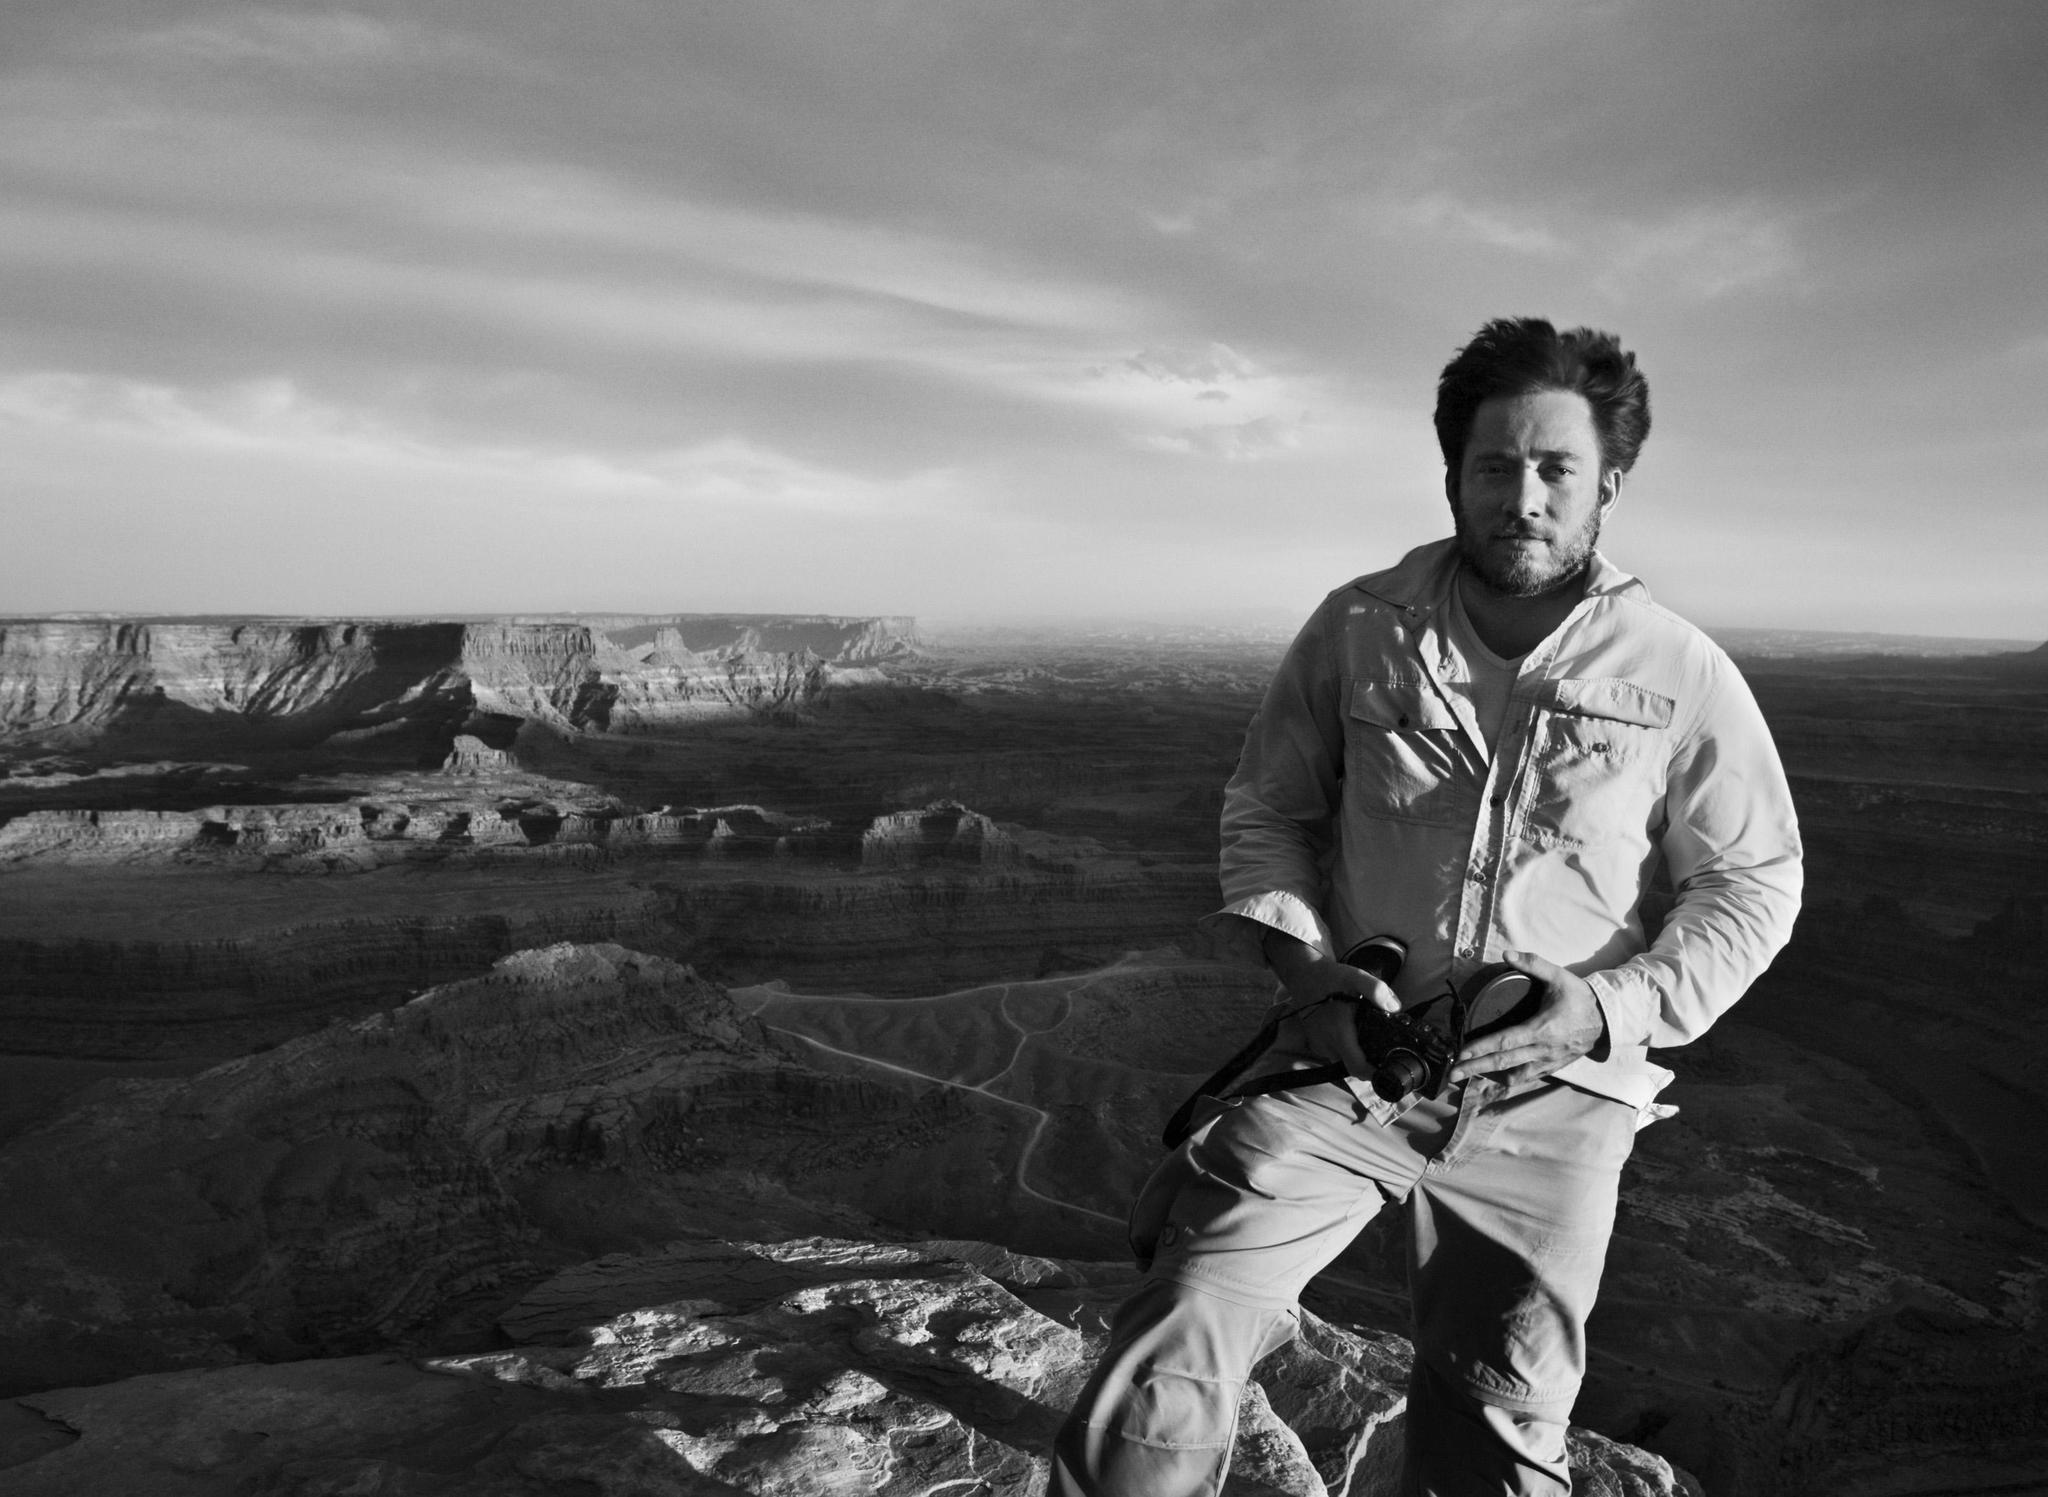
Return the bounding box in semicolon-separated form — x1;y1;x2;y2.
1402;1357;1570;1497
1051;1276;1296;1497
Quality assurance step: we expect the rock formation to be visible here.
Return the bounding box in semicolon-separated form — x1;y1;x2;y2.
0;614;923;752
0;941;1698;1494
442;733;520;776
3;618;2044;1494
860;800;1017;869
0;942;1186;1389
0;1235;1696;1497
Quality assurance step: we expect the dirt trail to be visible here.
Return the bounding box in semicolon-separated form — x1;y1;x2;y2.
738;969;1127;1228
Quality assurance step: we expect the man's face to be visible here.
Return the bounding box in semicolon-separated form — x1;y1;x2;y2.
1448;388;1620;598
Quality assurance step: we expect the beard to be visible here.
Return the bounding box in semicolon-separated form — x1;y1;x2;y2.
1454;506;1602;599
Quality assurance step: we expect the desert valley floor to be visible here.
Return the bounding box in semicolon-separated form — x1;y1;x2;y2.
0;613;2043;1496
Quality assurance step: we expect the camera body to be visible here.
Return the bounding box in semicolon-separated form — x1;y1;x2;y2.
1335;936;1545;1105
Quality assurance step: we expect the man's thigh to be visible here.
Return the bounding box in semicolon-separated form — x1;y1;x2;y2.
1407;1080;1638;1419
1143;1082;1433;1309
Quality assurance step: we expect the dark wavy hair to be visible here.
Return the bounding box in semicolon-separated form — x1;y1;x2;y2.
1434;317;1651;476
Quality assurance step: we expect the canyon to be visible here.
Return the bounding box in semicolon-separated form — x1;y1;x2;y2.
1;611;2044;1495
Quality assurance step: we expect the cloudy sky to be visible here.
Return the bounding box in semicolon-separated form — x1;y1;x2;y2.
2;1;2042;636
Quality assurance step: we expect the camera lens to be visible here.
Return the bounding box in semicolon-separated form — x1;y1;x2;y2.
1371;1051;1429;1103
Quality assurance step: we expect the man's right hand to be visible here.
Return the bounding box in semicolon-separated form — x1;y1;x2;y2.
1260;927;1399;1079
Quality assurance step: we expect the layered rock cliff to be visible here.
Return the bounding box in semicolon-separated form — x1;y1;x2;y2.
0;613;922;752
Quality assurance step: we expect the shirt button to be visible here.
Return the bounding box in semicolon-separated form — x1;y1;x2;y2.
1489;794;1505;806
1460;944;1478;958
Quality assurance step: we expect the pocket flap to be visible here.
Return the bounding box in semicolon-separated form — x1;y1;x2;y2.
1539;678;1674;729
1347;679;1461;731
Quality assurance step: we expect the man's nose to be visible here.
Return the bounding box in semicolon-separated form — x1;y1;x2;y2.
1513;465;1547;512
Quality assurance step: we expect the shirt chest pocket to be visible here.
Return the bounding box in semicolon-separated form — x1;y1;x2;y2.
1344;679;1476;827
1523;679;1674;849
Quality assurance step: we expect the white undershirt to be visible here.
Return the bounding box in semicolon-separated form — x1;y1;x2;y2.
1448;576;1526;751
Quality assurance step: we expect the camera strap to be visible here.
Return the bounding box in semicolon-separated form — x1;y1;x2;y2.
1158;991;1452;1150
1157;961;1545;1149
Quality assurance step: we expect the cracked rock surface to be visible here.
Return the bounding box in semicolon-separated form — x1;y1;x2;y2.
3;1235;1695;1496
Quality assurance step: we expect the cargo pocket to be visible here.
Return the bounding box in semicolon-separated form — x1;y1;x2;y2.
1129;1121;1223;1270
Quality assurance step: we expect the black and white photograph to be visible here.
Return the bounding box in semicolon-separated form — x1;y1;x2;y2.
1;4;2043;1493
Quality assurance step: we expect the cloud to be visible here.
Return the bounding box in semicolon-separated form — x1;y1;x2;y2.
0;125;1365;469
0;120;1175;454
114;9;404;66
1142;414;1308;462
1595;201;1803;300
410;161;1132;338
0;372;428;462
1365;189;1800;300
1122;344;1262;386
0;371;941;516
1374;192;1570;258
2;1;2039;630
1068;343;1326;461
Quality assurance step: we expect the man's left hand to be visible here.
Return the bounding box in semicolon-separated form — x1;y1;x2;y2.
1446;950;1608;1088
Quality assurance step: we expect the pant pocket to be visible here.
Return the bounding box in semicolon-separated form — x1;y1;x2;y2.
1128;1116;1228;1269
1106;1364;1240;1450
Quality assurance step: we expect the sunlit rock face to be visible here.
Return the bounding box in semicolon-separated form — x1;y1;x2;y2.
860;800;1016;869
0;614;922;749
2;1234;1696;1497
0;620;474;745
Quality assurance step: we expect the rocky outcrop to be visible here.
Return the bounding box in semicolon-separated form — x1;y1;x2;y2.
0;614;923;751
0;945;782;1392
441;733;519;775
0;807;202;860
860;800;1017;869
0;1233;1696;1497
0;620;473;746
0;799;831;870
0;888;679;1058
0;942;1277;1394
568;613;921;665
0;785;1217;1063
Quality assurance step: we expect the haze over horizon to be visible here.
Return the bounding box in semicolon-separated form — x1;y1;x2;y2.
3;1;2043;639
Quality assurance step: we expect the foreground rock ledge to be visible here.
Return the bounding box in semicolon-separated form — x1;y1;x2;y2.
2;1235;1696;1497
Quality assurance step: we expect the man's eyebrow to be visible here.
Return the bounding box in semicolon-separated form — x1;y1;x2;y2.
1467;444;1592;460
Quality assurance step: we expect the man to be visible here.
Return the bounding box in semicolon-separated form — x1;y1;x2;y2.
1051;318;1802;1495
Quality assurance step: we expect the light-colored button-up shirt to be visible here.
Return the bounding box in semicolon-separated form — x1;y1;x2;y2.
1216;538;1803;1111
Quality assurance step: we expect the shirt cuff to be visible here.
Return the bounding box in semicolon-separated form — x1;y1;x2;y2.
1205;890;1333;960
1585;965;1658;1052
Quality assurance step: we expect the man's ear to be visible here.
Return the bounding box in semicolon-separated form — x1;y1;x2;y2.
1599;468;1624;512
1444;469;1460;509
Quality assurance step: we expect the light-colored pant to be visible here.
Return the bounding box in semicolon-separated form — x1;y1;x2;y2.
1051;1074;1637;1496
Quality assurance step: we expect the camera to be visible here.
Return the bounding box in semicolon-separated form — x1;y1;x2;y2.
1334;936;1546;1105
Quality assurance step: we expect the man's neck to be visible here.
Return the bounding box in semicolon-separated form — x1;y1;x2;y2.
1455;565;1587;660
